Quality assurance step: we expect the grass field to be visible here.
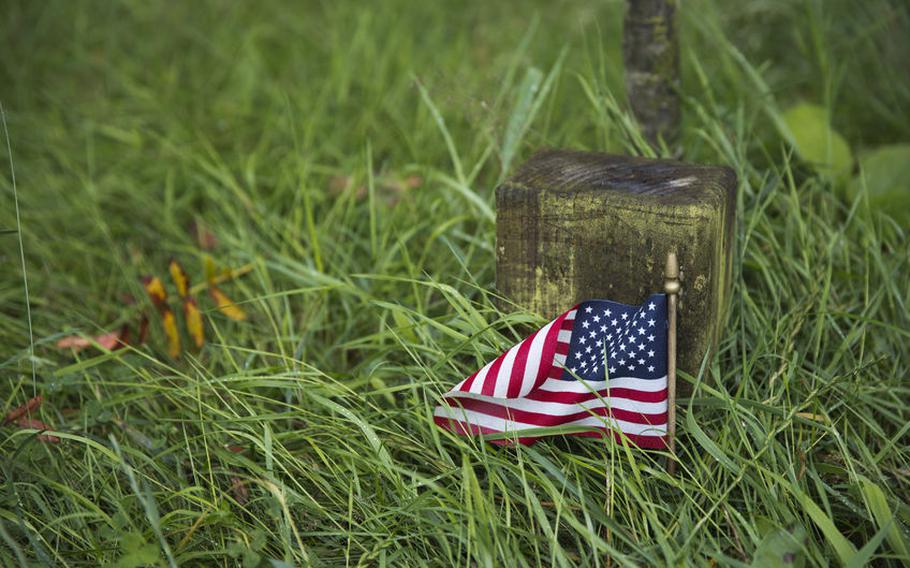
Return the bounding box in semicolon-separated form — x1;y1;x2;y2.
2;0;909;566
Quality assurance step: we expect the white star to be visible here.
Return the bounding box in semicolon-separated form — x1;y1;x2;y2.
585;346;592;354
605;309;612;316
648;350;655;357
595;340;603;347
600;325;608;333
589;330;596;338
647;365;655;372
638;358;645;365
611;319;618;326
592;315;600;323
628;364;636;370
606;334;613;341
610;351;617;358
618;359;626;366
582;321;590;329
648;334;655;342
620;344;626;351
638;344;646;351
609;366;616;374
575;352;583;360
628;336;636;344
579;336;586;344
639;327;646;335
648;319;656;327
648;302;656;310
621;313;628;320
585;306;593;313
570;367;577;373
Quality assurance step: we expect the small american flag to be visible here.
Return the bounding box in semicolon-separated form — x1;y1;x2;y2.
435;293;669;448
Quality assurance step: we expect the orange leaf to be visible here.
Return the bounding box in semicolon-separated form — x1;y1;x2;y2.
4;395;43;424
184;298;205;349
161;308;181;358
14;417;60;443
168;258;190;298
210;286;246;321
143;275;168;306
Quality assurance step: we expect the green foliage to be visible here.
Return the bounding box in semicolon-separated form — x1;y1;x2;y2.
0;0;909;566
781;103;853;182
852;144;910;227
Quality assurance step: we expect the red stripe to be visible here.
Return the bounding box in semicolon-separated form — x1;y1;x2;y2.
547;365;564;379
560;318;574;330
442;396;667;427
479;351;507;396
555;342;569;355
433;415;668;449
525;386;668;404
459;367;481;392
531;311;571;392
505;328;538;397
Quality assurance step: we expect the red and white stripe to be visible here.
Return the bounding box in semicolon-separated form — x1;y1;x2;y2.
435;307;668;448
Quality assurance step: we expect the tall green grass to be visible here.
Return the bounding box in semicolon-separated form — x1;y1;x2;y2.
1;0;908;565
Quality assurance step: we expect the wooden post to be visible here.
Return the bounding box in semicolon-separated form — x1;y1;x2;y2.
495;149;736;391
623;0;680;148
664;252;679;473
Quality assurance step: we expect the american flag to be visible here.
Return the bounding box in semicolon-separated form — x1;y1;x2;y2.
435;293;668;448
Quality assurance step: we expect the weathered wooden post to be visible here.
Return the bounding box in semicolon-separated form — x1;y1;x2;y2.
623;0;680;148
495;150;736;386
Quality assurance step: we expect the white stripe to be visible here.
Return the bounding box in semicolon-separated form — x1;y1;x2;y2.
535;375;668;394
515;319;557;398
434;406;667;437
466;359;495;394
446;390;667;415
564;310;577;320
557;330;572;343
491;340;521;397
553;353;567;365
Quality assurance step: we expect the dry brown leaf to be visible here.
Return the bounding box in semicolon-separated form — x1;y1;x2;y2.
4;395;43;424
169;258;190;298
184;297;205;349
230;476;249;505
210;286;246;321
190;221;219;250
14;417;60;443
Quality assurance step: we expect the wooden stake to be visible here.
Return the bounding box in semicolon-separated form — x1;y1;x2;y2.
664;252;680;474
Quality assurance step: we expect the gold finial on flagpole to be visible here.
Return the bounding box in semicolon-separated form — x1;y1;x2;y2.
664;252;679;475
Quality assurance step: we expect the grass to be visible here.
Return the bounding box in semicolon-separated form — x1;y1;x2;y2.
1;0;909;565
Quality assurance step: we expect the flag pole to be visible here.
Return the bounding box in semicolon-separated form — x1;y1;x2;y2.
664;252;680;474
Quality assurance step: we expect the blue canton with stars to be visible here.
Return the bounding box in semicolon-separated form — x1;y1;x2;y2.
558;293;668;381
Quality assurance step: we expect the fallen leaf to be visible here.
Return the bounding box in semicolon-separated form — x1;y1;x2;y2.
184;297;205;349
56;325;129;353
136;315;150;345
225;444;244;453
210;286;246;321
230;476;249;505
142;275;168;307
161;309;181;358
190;221;219;250
4;395;43;424
14;417;60;443
169;258;190;298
